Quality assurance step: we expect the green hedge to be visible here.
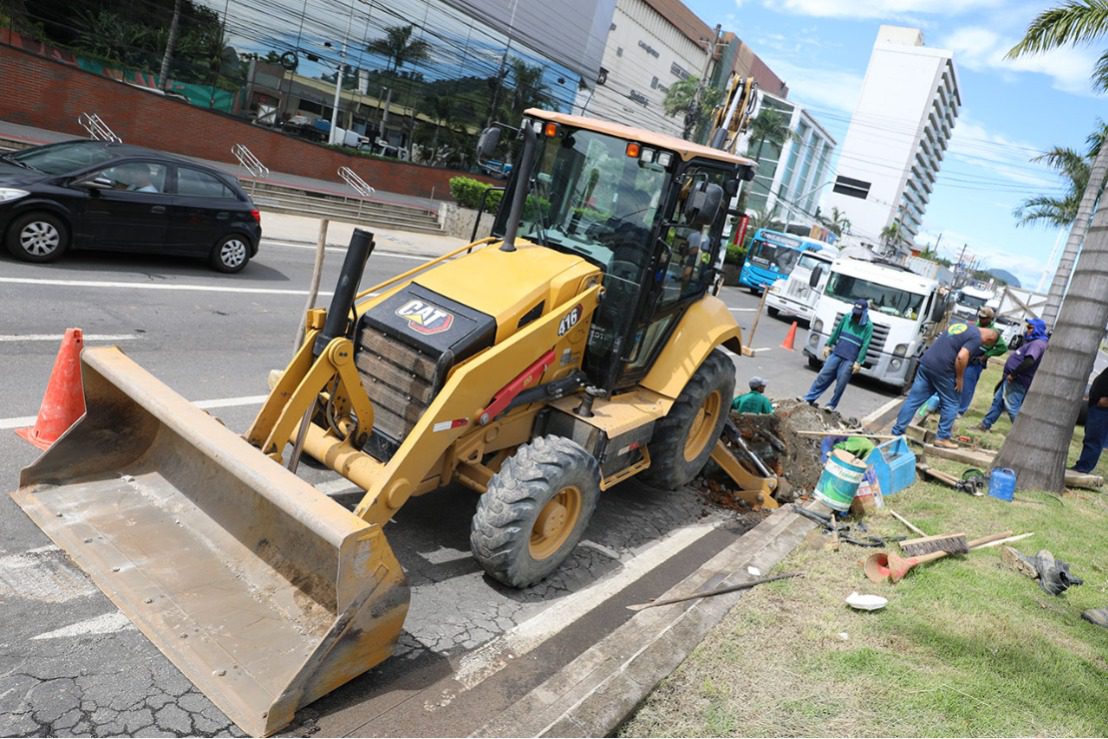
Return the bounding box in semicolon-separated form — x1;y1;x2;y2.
450;176;503;211
725;243;746;265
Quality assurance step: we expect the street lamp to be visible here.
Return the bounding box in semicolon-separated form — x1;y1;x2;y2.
326;0;356;146
781;179;834;232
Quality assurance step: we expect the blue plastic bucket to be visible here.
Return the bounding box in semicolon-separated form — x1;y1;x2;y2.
988;467;1016;502
814;450;867;511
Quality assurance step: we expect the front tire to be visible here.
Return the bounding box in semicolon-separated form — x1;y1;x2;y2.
6;211;69;262
641;349;735;489
210;233;252;273
471;436;601;588
767;306;780;318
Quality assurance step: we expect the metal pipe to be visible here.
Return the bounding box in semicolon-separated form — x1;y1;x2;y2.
315;229;374;356
500;122;536;252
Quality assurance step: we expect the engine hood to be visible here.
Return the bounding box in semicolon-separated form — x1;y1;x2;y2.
410;241;600;343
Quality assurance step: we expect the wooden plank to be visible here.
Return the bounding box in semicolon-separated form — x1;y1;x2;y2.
922;443;1103;489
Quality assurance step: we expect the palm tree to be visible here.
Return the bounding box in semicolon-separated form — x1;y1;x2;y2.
1013;145;1089;227
662;76;722;140
880;220;901;247
824;206;851;237
367;24;430;75
506;58;552;120
994;3;1108;491
158;0;182;88
746;107;794;162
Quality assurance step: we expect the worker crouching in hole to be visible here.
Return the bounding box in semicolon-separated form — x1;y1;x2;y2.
733;375;774;415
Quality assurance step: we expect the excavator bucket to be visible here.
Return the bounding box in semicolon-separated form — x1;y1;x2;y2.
10;346;409;737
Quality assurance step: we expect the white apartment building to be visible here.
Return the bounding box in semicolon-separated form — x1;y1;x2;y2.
576;0;714;137
823;25;961;252
742;93;836;230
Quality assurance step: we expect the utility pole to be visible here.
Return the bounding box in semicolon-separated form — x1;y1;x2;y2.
686;23;721;141
328;0;356;146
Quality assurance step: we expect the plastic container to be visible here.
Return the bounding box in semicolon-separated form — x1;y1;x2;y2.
814;449;867;511
988;467;1016;502
868;437;917;497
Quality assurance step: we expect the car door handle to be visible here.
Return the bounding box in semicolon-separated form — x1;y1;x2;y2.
216;212;229;220
151;205;167;214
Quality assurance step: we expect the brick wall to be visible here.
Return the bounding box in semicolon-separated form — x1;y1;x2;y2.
0;44;494;200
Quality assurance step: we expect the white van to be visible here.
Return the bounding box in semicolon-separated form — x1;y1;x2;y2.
803;258;946;390
765;249;835;324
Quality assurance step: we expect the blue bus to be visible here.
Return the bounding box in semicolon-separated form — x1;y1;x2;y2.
738;228;833;292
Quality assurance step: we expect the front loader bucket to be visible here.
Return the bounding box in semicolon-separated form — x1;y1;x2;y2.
10;347;409;736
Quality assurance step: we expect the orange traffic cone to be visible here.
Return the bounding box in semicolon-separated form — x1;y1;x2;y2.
780;321;798;351
17;328;86;450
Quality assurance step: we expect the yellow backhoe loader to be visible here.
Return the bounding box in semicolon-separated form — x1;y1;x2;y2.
11;109;775;735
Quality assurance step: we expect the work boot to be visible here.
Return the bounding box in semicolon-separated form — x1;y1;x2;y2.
976;422;990;432
1082;608;1108;629
933;438;959;449
1001;546;1038;579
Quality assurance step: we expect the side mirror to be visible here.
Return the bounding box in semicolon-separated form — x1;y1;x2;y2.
683;182;724;228
739;164;756;182
476;126;501;160
930;296;946;323
809;265;823;288
76;175;114;191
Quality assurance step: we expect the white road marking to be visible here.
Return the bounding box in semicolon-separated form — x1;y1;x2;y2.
2;394;268;430
0;545;97;603
0;334;140;342
0;276;334;297
262;241;433;262
32;611;135;640
447;521;719;692
314;478;361;496
728;308;756;312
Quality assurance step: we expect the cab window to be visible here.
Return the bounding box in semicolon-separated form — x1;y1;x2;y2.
94;162;169;194
177;167;237;198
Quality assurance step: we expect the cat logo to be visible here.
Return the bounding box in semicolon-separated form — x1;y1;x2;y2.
396;299;455;335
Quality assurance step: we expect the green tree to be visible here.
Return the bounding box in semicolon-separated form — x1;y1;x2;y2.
745;107;794;162
823;206;851;237
662;76;722;140
367;24;430;75
994;1;1108;491
1014;145;1090;227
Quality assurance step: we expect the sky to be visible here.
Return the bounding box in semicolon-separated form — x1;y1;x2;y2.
684;0;1103;289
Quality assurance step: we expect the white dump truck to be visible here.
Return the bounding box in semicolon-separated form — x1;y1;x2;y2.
803;258;947;391
764;248;835;324
951;282;995;322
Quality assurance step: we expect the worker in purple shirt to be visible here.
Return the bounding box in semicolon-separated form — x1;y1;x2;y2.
977;318;1049;431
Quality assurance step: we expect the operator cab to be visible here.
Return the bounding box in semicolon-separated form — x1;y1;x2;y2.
484;110;755;392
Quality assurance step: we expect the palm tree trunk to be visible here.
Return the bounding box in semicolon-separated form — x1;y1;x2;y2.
1042;144;1108;327
159;0;182;90
994;144;1108;490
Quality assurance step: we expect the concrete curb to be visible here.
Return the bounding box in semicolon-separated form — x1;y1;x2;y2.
471;504;817;737
861;395;902;432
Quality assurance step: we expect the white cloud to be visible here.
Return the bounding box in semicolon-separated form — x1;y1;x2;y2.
945;116;1059;189
940;25;1100;96
916;228;1049;287
754;53;863;115
764;0;1005;21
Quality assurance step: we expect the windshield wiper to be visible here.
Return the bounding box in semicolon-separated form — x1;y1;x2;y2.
0;153;31;169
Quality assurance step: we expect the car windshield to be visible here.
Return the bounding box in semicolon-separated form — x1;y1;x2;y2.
9;141;118;175
512;126;669;267
796;252;831;272
957;292;988;310
825;272;925;319
749;239;801;273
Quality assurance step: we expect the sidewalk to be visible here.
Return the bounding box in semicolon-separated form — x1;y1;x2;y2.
261;212;465;260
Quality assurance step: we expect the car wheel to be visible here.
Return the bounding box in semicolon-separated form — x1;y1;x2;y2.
6;212;69;263
767;306;780;318
210;234;251;273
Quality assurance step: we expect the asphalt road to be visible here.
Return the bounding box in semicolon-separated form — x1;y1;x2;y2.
0;232;902;737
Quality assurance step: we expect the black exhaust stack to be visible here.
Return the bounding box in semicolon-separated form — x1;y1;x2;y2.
500;121;537;252
315;228;375;356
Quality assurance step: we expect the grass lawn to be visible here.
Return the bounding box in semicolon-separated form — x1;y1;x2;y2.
619;366;1108;737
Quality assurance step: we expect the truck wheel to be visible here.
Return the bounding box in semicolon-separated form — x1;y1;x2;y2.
767;306;780;318
641;349;735;489
470;436;600;588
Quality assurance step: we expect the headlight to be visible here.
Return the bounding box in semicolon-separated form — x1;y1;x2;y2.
892;343;908;357
0;188;29;203
890;358;902;371
813;319;824;334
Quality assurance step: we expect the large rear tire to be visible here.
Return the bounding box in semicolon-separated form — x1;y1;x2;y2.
641;349;735;489
470;436;601;588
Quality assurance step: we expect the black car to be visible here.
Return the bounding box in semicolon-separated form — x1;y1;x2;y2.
0;140;261;273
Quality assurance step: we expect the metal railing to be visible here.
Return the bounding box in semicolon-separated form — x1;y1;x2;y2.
231;143;269;193
338;166;375;218
77;113;121;143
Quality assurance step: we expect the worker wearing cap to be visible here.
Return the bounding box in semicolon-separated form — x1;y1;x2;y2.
732;376;774;414
803;298;873;411
917;306;1008;419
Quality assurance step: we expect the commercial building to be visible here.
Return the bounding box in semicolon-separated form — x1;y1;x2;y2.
823;25;961;253
741;92;836;231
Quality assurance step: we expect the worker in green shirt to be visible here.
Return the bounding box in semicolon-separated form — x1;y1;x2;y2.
804;299;874;411
732;376;774;414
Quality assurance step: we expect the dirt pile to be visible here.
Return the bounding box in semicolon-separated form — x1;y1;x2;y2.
698;400;863;506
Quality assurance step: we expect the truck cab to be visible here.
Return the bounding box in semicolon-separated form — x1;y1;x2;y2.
803;258;945;391
951;283;994;322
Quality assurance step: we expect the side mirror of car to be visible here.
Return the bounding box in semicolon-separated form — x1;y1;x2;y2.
683;182;724;228
77;175;114;190
809;266;823;289
930;296;946;323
